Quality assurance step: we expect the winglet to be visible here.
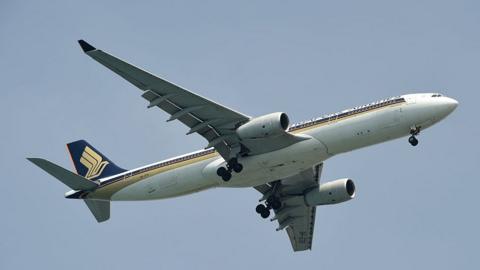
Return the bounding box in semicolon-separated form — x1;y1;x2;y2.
78;39;96;52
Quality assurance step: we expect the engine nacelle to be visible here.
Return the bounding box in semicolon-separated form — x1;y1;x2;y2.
304;178;356;206
236;112;289;139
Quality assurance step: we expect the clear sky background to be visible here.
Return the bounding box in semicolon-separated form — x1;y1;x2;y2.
1;0;478;269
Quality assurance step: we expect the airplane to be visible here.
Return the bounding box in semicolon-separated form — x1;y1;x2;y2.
28;40;458;252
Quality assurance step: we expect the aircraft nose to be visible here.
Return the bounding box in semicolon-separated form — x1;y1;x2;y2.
443;97;459;113
435;96;458;119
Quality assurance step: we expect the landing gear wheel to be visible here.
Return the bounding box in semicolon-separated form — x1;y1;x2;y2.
408;126;420;146
256;204;266;214
217;167;232;181
227;158;238;168
227;158;244;173
255;204;270;218
221;171;232;181
260;209;270;219
217;167;227;176
232;163;243;173
408;136;418;146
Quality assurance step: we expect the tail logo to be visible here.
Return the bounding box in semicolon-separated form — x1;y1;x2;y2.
80;146;109;179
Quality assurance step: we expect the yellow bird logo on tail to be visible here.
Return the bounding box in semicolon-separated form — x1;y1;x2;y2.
80;146;109;179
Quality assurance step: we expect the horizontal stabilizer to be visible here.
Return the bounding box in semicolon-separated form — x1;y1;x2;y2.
27;158;98;190
84;199;110;222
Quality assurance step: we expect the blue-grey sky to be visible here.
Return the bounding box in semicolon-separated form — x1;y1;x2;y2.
1;0;478;269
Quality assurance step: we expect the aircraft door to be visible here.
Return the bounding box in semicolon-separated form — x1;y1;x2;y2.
383;107;403;128
393;107;403;124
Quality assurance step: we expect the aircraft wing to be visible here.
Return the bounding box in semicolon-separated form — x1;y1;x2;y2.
78;40;250;159
254;164;323;251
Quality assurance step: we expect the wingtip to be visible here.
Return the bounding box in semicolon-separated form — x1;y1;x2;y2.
26;157;42;165
78;39;96;52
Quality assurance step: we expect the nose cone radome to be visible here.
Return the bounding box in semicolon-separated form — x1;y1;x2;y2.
443;97;459;114
435;96;458;119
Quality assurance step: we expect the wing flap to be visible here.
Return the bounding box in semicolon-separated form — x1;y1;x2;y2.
286;207;316;251
254;164;323;251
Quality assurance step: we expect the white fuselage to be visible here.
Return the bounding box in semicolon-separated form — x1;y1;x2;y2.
83;93;457;201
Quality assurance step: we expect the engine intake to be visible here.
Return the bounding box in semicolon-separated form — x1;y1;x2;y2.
304;178;356;206
236;112;289;139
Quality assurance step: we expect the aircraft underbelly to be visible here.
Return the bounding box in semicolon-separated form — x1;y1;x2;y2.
109;103;437;201
208;137;328;188
110;138;328;200
110;159;217;201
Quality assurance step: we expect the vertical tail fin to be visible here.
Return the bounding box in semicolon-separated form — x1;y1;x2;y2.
66;140;126;180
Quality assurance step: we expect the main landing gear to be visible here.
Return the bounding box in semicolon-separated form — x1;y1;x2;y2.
409;126;421;146
255;196;282;219
216;158;243;181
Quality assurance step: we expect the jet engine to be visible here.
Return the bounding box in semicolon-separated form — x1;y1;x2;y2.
304;178;356;206
236;112;290;139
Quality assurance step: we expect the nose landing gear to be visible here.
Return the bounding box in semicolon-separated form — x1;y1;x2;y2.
409;126;421;146
216;158;243;181
408;136;418;146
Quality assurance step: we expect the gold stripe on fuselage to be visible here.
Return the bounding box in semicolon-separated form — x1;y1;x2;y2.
290;99;405;134
90;98;406;199
90;151;218;199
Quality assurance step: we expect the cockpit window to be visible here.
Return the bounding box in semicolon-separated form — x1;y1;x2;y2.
431;94;442;97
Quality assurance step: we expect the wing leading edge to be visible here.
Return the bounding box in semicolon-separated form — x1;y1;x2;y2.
78;40;311;161
78;40;250;160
